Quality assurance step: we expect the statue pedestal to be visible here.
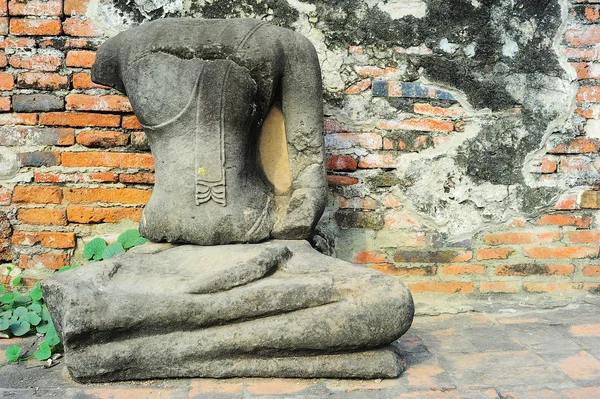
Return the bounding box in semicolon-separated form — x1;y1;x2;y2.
43;241;414;382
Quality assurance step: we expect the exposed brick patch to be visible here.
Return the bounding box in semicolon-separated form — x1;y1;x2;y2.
8;0;63;16
19;253;69;270
17;72;69;90
66;94;132;112
535;214;592;228
523;246;599;259
76;130;129;148
483;231;561;246
62;152;153;169
34;171;119;183
17;208;66;225
327;175;359;186
496;264;574;276
583;266;600;277
63;187;152;205
353;250;387;264
476;248;515;260
479;282;520;293
72;72;108;89
335;210;384;230
18;151;60;166
9;18;61;35
408;282;474;294
63;17;101;37
66;206;142;223
0;127;74;146
13;94;63;112
40;112;120;127
12;231;75;249
118;172;155;184
65;50;95;67
394;250;472;263
372;264;437;276
13;186;62;204
64;0;90;16
441;264;485;275
121;115;143;129
326;154;358;171
9;53;63;71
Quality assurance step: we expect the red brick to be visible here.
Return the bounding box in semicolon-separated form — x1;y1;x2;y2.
35;171;119;183
0;50;6;67
66;206;142;223
9;18;61;35
0;113;37;125
325;133;382;149
414;103;468;118
577;86;600;102
353;66;388;76
0;0;6;16
65;38;99;49
64;0;90;16
64;187;151;205
130;131;148;149
63;17;100;37
12;231;75;248
353;250;387;264
358;153;401;168
0;96;10;111
566;27;600;45
8;0;62;16
19;253;69;270
9;53;63;71
72;72;108;89
483;231;560;246
568;230;600;243
40;112;120;127
66;94;132;112
524;246;599;259
13;186;62;204
583;266;600;276
0;186;11;205
326;154;357;171
550;137;600;154
17;72;69;90
0;37;35;48
17;208;66;225
348;46;363;54
62;152;154;169
122;115;142;129
566;47;595;61
118;172;155;184
345;78;371;94
0;72;13;90
408;282;474;294
384;212;421;228
76;130;128;147
535;214;592;228
585;6;600;21
65;50;95;67
555;194;578;210
479;282;520;293
394;250;472;263
476;248;515;260
324;119;351;133
372;264;437;276
336;195;377;210
531;157;557;174
327;175;359;186
496;264;574;276
441;264;485;275
377;118;454;132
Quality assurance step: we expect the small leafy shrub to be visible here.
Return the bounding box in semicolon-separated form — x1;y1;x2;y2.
1;229;148;366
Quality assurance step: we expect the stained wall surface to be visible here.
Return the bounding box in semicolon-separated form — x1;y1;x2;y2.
0;0;599;294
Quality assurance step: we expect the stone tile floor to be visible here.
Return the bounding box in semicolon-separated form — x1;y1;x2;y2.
1;294;600;398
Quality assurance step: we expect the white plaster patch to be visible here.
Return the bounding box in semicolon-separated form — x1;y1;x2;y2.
376;0;427;19
585;119;600;138
471;0;481;7
287;0;316;14
439;38;459;54
464;42;476;58
502;39;519;58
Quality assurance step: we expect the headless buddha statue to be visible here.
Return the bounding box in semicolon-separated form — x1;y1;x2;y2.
42;18;414;382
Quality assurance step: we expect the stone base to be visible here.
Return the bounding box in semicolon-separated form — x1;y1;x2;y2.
43;240;414;382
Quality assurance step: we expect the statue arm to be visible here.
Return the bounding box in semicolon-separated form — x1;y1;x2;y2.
273;33;327;239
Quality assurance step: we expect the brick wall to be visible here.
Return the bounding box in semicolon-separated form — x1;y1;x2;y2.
0;0;599;294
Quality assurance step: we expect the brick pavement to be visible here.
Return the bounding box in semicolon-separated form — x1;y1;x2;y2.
1;295;599;398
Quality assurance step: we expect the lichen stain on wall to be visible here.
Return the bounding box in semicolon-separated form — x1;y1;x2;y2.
87;0;578;245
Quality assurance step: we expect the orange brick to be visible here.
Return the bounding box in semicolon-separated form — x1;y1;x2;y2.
118;172;155;184
72;72;108;89
12;231;75;248
8;0;62;16
40;112;120;127
9;18;61;35
34;171;119;183
345;78;371;95
9;53;63;71
535;214;591;228
76;130;129;147
523;246;599;259
326;154;357;171
479;282;520;293
0;72;13;90
0;0;5;16
566;27;600;46
524;283;599;293
441;264;485;275
327;175;358;186
0;50;6;67
583;266;600;277
567;230;600;243
62;152;154;169
413;103;468;118
377;118;454;132
0;96;10;111
555;194;578;210
17;208;66;225
64;187;151;205
336;195;377;210
13;186;62;204
65;50;95;67
20;253;69;270
63;17;101;37
353;250;387;264
0;113;37;125
408;282;474;294
353;65;386;76
550;137;600;154
0;186;11;205
17;72;69;90
66;206;143;223
496;264;574;276
122;115;143;129
476;248;515;260
358;153;401;168
0;37;36;48
64;0;90;16
66;94;132;112
585;7;600;22
483;231;560;246
371;264;437;276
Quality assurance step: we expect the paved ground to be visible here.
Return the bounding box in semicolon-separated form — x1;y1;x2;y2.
1;294;600;398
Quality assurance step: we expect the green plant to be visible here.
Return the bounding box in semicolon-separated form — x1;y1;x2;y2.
1;229;148;366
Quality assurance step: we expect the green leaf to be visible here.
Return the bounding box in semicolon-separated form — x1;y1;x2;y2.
133;236;149;247
13;307;27;319
0;316;9;331
34;341;51;361
0;293;14;305
84;238;107;261
25;312;41;326
10;320;30;336
36;322;49;334
30;284;43;302
0;285;5;294
57;265;71;273
102;242;125;260
45;326;60;347
117;229;141;250
5;345;21;362
41;305;51;321
28;303;41;313
11;276;21;286
14;294;31;304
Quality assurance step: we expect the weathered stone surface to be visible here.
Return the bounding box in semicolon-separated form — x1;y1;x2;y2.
12;94;63;112
43;240;414;382
92;18;326;245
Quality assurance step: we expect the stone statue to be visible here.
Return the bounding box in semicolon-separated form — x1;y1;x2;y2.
42;18;414;382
